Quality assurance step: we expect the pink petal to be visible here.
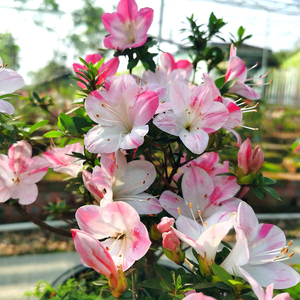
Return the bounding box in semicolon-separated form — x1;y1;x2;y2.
71;229;118;286
225;56;247;83
202;73;221;101
0;69;24;95
85;53;102;64
98;57;119;83
12;182;38;205
0;99;14;114
117;0;138;22
131;90;159;127
200;101;229;133
160;52;176;72
242;262;300;289
228;80;260;100
153;111;183;136
175;60;193;80
237;202;259;243
238;138;252;174
179;128;209;155
119;125;148;150
170;81;192;116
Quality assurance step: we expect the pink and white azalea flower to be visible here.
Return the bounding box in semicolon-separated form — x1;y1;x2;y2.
160;52;192;80
160;162;240;221
237;266;291;300
72;53;119;89
0;57;25;115
82;151;162;214
84;74;159;153
203;73;243;145
0;141;48;204
43;142;84;177
75;201;151;271
72;229;128;297
225;45;260;100
173;152;230;182
172;213;237;268
153;81;229;154
142;55;192;113
102;0;153;50
221;202;300;289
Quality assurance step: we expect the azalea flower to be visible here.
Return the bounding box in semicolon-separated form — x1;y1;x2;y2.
43;142;84;177
72;229;127;298
75;201;151;271
160;52;192;80
72;53;119;89
142;54;192;113
0;57;24;115
153;81;229;154
0;141;48;204
221;202;300;289
84;74;159;153
160;160;240;221
225;44;260;100
82;151;162;214
203;73;243;145
237;266;291;300
102;0;153;50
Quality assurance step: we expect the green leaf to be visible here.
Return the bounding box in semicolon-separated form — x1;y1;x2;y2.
139;278;162;290
59;113;78;135
192;282;214;289
211;264;233;286
127;57;139;70
43;130;65;138
2;123;14;130
237;26;245;39
252;187;264;199
29;120;49;134
73;117;92;134
215;76;225;89
154;264;174;291
220;78;237;95
214;281;232;292
78;57;89;68
158;292;173;300
262;176;276;186
260;186;282;201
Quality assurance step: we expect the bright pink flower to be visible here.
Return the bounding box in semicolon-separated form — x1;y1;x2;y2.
160;52;192;80
225;44;260;100
153;81;229;154
157;217;175;233
0;141;48;204
203;73;243;145
160;161;240;221
72;229;127;297
75;201;151;271
43;142;84;177
237;138;264;183
84;74;159;153
72;53;119;89
0;57;24;115
102;0;153;50
82;151;162;214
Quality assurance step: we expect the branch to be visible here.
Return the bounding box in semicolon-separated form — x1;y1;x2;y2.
12;202;72;237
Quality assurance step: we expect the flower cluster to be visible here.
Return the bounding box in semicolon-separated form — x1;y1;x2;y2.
0;0;299;299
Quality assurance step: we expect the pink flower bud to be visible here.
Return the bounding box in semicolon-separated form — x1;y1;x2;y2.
157;217;175;233
237;139;264;180
82;170;106;203
250;145;264;174
71;229;128;297
162;231;180;251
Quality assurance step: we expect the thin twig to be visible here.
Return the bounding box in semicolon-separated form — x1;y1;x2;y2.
12;202;72;237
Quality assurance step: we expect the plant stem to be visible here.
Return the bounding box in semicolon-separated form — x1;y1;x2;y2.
12;202;72;237
131;270;137;300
